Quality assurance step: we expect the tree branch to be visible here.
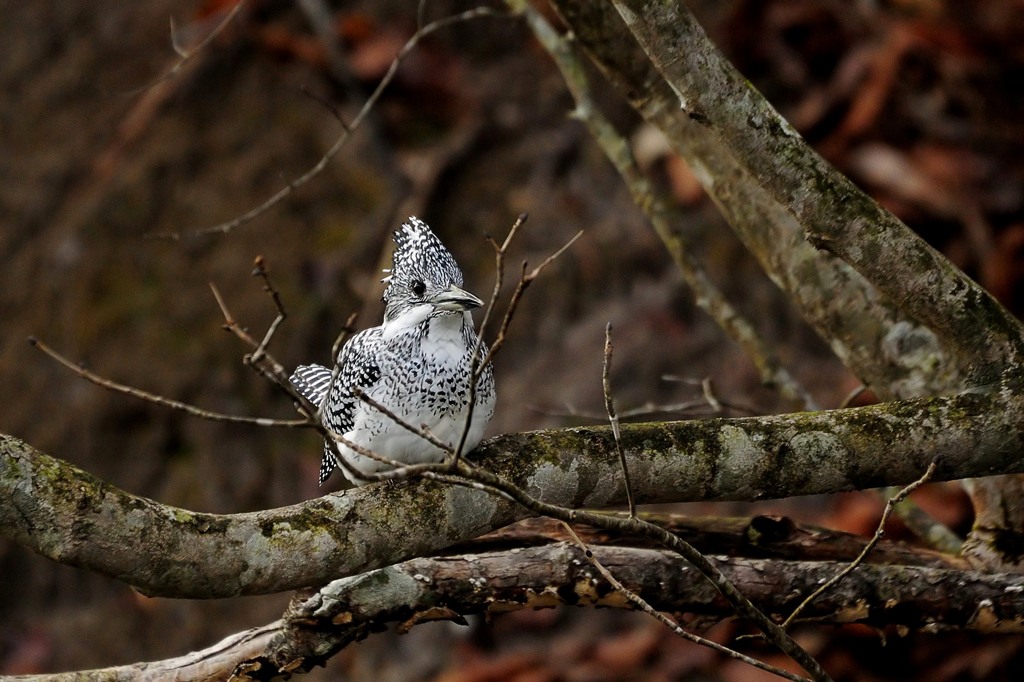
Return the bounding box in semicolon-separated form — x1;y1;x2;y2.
461;515;966;570
40;544;1024;680
611;0;1024;387
544;0;1024;565
3;387;1022;598
546;0;963;400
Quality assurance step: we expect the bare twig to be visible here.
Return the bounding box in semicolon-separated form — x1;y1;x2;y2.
532;399;717;421
28;337;308;429
122;1;248;97
603;323;636;518
700;377;723;413
209;283;289;387
881;484;964;555
560;523;809;682
300;85;353;130
454;213;530;463
174;6;509;238
663;374;761;415
534;375;764;420
330;312;361;362
249;255;287;363
471;213;529;378
838;384;869;409
477;229;583;373
416;0;431;30
351;388;454;455
781;459;940;629
310;310;361;431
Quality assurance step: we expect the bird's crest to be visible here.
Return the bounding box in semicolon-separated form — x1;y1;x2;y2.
382;217;464;306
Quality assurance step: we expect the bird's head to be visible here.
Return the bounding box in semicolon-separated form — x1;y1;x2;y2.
381;217;483;325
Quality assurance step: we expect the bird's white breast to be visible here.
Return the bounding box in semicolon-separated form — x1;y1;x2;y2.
338;310;493;482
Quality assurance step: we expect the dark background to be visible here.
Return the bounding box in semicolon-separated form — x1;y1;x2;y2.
2;0;1022;678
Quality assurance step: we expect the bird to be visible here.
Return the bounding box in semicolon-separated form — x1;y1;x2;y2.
290;217;496;486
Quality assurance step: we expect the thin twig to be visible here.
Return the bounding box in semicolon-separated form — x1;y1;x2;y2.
352;388;454;454
164;6;509;238
300;85;353;130
331;312;361;362
781;459;940;629
838;384;869;409
209;283;289;386
534;375;764;420
311;311;362;432
249;255;287;363
881;484;964;555
532;395;741;417
477;230;583;374
471;213;529;377
325;429;410;484
416;0;431;30
700;377;723;413
603;323;636;518
560;523;809;682
28;337;309;429
121;1;248;98
453;213;530;463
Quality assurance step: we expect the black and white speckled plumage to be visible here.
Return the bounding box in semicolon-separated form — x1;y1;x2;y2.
291;217;495;485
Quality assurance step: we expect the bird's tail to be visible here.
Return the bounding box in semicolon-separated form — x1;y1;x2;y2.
290;364;340;485
289;364;332;406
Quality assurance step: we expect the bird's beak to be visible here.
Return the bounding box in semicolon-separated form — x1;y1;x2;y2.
431;283;484;311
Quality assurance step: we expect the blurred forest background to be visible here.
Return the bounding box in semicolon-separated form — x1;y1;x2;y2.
2;0;1023;679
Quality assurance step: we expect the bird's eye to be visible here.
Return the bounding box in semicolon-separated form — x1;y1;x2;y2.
411;280;426;297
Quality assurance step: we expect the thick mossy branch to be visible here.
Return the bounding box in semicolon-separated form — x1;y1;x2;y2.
610;0;1024;386
548;0;963;399
3;388;1023;598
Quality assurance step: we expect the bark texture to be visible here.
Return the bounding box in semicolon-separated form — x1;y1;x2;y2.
548;0;1024;569
4;387;1023;597
25;543;1024;680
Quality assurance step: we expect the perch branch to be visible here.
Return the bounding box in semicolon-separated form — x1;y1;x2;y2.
3;388;1023;598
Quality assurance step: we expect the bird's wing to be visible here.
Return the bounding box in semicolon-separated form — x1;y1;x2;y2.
316;329;385;485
